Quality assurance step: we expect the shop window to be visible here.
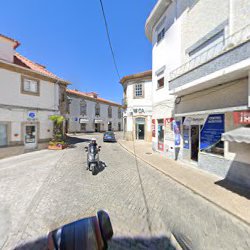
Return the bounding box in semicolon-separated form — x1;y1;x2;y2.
202;141;224;156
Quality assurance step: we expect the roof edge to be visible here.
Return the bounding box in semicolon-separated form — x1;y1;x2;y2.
145;0;172;42
120;70;152;84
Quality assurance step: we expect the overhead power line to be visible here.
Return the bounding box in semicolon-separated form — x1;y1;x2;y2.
99;0;121;80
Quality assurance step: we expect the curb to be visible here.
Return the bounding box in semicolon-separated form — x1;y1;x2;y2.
117;140;250;227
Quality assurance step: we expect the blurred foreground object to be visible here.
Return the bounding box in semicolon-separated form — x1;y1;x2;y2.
48;210;113;250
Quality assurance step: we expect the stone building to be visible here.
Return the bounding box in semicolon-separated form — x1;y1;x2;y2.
146;0;250;187
66;89;123;133
120;70;152;141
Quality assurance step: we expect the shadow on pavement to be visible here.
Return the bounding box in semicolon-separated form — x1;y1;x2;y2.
14;235;183;250
92;161;107;176
214;179;250;200
66;135;91;146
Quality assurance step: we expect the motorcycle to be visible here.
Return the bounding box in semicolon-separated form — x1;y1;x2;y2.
85;144;101;175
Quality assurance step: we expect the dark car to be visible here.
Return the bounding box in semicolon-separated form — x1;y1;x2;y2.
103;131;116;142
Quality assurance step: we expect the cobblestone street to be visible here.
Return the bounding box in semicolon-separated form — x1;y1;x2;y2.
0;133;250;250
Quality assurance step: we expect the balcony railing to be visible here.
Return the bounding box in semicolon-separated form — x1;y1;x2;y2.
170;24;250;81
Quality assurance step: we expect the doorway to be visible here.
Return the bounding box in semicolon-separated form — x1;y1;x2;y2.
191;125;199;161
24;125;37;149
0;124;7;146
118;122;121;131
108;122;112;131
135;118;145;140
95;123;100;132
158;119;164;151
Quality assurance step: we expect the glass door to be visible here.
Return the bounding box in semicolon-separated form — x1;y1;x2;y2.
24;125;37;149
0;124;7;146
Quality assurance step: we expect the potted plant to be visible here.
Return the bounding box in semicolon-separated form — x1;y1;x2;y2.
48;115;68;150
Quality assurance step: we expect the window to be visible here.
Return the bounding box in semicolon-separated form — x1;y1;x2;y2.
80;123;86;132
21;76;39;95
157;28;165;43
95;103;100;116
108;106;112;118
118;108;122;119
134;83;144;98
157;77;164;89
203;141;224;156
0;124;7;146
80;99;87;116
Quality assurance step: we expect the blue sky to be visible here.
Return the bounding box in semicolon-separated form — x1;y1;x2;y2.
0;0;156;103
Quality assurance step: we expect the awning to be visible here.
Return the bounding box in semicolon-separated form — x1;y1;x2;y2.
222;127;250;143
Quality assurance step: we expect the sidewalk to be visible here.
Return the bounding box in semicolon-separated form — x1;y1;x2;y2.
118;139;250;226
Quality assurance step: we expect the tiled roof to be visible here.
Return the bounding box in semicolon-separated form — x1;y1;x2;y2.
66;89;122;107
14;52;66;82
0;33;20;49
120;70;152;84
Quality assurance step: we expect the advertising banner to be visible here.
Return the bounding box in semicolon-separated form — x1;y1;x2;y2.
183;126;189;149
172;120;181;146
200;114;224;150
233;111;250;125
152;119;155;137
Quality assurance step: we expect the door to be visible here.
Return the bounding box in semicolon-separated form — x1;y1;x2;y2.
108;122;112;131
158;119;164;151
191;125;199;161
118;122;121;131
95;123;100;132
0;124;7;146
137;124;145;140
24;125;37;149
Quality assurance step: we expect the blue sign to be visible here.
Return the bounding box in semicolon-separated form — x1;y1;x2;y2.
28;112;36;119
200;114;224;150
183;126;189;149
75;117;78;122
173;120;181;146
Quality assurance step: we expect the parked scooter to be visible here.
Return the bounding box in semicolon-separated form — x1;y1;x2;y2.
85;139;101;175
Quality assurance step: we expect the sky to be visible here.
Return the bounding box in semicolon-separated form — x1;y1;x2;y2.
0;0;156;103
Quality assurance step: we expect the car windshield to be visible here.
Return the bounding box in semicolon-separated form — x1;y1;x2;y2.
105;132;114;136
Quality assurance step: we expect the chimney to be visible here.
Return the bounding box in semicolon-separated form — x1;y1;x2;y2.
0;34;20;63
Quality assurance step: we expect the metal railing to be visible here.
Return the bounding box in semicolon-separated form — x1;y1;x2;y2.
170;24;250;81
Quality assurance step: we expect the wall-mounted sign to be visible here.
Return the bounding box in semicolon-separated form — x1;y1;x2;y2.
165;118;174;124
74;117;78;122
95;119;103;123
133;108;145;114
27;111;36;120
200;114;224;150
79;118;89;123
183;115;208;126
233;111;250;124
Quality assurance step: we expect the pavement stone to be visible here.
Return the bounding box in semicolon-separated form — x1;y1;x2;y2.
0;133;250;250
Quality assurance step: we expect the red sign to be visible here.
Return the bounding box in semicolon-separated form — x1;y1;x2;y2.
165;117;174;125
152;119;156;137
233;111;250;124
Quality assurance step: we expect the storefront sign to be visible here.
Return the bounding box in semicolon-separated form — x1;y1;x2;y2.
183;115;208;126
79;118;89;123
233;111;250;124
200;114;224;150
183;125;189;149
173;120;181;146
27;111;36;120
95;119;103;123
152;119;155;137
133;108;145;114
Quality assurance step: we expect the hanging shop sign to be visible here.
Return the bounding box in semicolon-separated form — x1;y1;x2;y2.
183;125;189;149
183;115;208;126
173;120;181;146
233;111;250;125
152;119;155;137
79;118;89;123
200;114;224;150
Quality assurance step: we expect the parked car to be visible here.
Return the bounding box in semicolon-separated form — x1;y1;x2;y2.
103;131;116;142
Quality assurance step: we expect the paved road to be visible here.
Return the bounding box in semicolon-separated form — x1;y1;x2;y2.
0;133;250;249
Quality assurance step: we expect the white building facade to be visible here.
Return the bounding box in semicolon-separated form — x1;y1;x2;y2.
120;70;153;141
0;34;69;157
146;0;250;188
66;89;123;133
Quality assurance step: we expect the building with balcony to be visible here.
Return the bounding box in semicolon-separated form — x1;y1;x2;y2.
0;34;69;157
120;70;152;141
149;0;250;187
66;89;123;133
